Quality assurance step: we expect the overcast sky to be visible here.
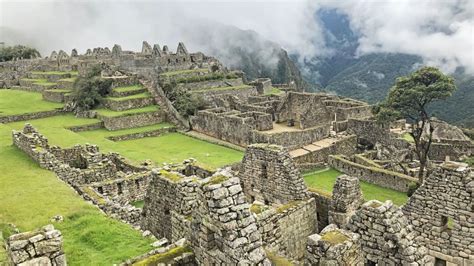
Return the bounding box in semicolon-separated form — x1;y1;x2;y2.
1;0;473;74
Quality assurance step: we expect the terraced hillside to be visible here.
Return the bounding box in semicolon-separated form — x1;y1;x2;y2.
0;70;246;265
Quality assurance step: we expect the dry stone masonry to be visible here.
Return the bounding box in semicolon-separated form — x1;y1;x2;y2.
6;225;66;266
403;161;474;265
328;174;363;228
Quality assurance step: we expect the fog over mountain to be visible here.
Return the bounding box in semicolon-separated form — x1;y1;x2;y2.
1;0;473;124
1;0;472;74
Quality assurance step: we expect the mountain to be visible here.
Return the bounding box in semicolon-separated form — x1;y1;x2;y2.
297;8;474;126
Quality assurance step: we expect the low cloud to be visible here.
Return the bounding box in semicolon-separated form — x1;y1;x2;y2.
1;0;472;74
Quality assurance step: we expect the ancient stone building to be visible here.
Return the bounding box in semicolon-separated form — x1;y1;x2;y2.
347;200;431;265
403;161;474;265
239;143;308;205
6;225;66;266
328;174;363;228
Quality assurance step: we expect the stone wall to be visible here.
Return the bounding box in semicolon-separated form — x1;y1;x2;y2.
252;124;330;150
88;172;150;202
0;109;64;123
6;225;66;266
328;175;363;228
104;97;155;111
347;200;431;265
190;176;268;265
403;162;474;264
190;108;261;147
193;85;257;103
177;78;243;91
99;111;164;130
309;192;332;231
106;127;176;142
276;92;333;129
42;89;69;103
141;169;198;242
292;135;357;164
305;224;363;265
429;141;474;161
239;144;308;205
256;198;317;260
328;155;418;192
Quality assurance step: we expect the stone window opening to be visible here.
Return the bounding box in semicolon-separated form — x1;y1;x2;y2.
441;215;454;232
135;179;140;189
434;258;447;266
97;186;103;194
366;260;377;266
164;208;170;215
261;162;268;179
175;58;179;63
117;182;123;195
168;59;171;64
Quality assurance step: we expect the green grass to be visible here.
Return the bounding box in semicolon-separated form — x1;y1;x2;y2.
133;246;192;266
31;71;78;76
303;168;408;206
45;89;71;93
264;87;283;95
79;123;173;139
160;68;208;77
131;200;144;208
113;85;143;93
402;132;415;142
464;156;474;167
193;85;252;93
265;250;293;266
95;105;159;117
106;92;151;101
58;77;76;82
6;115;242;169
0;90;63;116
0;124;153;265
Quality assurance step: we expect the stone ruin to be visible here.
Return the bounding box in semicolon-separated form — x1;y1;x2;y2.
239;143;308;205
7;122;474;264
6;225;66;266
403;161;474;265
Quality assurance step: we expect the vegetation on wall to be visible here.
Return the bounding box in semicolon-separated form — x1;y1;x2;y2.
71;65;112;111
161;81;207;117
0;45;41;62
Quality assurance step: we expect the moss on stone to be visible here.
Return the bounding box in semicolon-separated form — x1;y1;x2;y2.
265;250;293;266
82;187;106;205
203;175;229;186
159;170;183;182
132;246;192;266
250;204;264;214
276;200;302;213
321;231;349;245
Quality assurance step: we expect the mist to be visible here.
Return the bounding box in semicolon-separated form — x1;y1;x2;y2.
1;0;473;74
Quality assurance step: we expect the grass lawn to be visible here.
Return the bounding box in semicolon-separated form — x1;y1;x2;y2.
0;124;154;265
0;90;63;116
193;85;252;93
160;68;208;77
114;85;143;93
31;71;78;76
106;92;151;101
95;105;159;117
6;114;243;169
264;87;284;96
303;168;408;206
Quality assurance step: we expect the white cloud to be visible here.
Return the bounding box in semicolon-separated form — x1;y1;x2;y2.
0;0;472;74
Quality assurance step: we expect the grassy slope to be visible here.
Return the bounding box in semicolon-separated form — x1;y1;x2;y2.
106;92;151;101
7;115;243;169
0;124;154;265
95;105;159;117
303;168;408;206
113;85;143;92
0;90;63;116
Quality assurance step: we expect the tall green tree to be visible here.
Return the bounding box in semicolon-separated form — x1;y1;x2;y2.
0;45;41;61
374;66;456;180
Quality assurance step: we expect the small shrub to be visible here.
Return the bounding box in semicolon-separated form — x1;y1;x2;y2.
0;45;41;61
71;65;112;111
407;182;419;197
162;81;207;117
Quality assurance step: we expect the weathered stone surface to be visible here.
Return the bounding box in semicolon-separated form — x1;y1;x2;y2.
6;225;66;266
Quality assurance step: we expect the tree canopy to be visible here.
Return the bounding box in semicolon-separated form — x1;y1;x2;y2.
0;45;41;62
375;66;456;180
71;65;112;111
